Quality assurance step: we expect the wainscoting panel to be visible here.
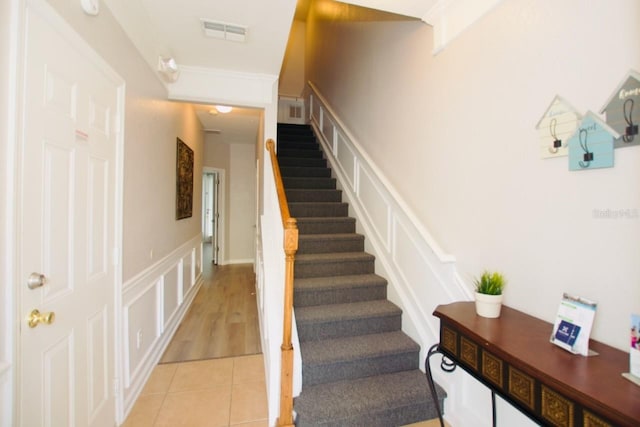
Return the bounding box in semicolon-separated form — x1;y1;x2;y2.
121;235;203;417
357;166;391;251
336;132;356;192
162;265;179;330
123;280;158;387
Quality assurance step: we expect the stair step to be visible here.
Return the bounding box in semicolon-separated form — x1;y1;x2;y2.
295;252;374;278
278;148;323;158
277;157;327;168
278;134;316;143
300;331;420;386
289;202;348;218
280;166;331;178
298;233;364;254
278;141;319;151
294;274;387;307
285;189;342;203
294;370;444;427
296;300;401;341
296;217;356;234
278;123;314;134
283;177;336;189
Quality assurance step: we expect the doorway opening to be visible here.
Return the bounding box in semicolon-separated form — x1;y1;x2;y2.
202;168;224;265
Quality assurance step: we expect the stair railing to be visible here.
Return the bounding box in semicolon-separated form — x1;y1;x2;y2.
266;138;298;427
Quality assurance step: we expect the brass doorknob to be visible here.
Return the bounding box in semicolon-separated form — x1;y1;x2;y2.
27;309;55;328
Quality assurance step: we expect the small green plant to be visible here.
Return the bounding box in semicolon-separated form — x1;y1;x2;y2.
474;270;506;295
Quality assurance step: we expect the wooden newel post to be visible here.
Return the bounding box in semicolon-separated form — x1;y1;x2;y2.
277;218;298;427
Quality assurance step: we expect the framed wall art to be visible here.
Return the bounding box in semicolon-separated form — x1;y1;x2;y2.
176;138;194;220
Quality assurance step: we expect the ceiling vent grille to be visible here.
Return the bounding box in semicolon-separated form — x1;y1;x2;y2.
201;19;247;42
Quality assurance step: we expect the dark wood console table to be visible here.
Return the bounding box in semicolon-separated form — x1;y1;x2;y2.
426;302;640;427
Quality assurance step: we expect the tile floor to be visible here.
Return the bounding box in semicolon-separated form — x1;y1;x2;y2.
122;354;268;427
122;353;448;427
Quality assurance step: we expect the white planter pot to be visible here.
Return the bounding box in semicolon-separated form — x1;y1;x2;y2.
474;292;503;318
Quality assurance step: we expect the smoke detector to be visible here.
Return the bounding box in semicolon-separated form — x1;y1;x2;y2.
201;19;248;42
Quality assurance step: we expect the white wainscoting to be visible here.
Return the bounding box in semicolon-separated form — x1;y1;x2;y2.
309;82;482;426
121;235;203;417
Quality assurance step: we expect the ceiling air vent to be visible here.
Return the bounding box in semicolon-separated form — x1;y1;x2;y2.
201;19;247;42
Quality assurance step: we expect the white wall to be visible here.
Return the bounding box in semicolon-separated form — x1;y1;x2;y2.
307;0;640;352
279;20;306;98
229;144;257;263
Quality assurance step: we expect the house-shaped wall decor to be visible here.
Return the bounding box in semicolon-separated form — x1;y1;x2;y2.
600;69;640;148
567;111;619;171
535;95;582;159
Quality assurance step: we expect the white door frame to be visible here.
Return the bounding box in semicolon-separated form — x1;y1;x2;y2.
7;0;125;424
203;167;225;265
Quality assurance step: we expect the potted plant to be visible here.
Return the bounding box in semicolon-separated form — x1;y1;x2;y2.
474;270;506;318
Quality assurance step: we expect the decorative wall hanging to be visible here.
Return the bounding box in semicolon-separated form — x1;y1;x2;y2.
176;138;194;219
567;111;619;171
600;69;640;148
535;95;582;158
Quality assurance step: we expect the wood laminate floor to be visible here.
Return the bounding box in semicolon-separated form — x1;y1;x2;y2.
160;244;261;363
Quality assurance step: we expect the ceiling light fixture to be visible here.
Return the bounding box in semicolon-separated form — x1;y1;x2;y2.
215;105;233;114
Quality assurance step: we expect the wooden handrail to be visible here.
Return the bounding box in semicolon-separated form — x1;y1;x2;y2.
266;139;298;427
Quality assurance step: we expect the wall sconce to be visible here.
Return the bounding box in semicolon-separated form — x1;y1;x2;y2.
157;56;180;83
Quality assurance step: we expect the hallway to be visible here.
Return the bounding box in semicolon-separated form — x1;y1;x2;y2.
161;244;261;363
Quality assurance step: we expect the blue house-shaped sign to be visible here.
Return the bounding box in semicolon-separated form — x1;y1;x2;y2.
567;111;619;171
600;69;640;148
535;95;582;159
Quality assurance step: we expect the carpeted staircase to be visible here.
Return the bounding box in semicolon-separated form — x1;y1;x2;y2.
276;123;445;426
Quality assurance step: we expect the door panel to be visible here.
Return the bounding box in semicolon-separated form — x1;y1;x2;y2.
19;3;122;426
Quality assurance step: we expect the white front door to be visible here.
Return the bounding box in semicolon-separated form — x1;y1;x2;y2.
18;2;123;426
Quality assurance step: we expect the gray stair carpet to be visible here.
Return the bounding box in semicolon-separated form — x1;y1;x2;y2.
276;123;445;426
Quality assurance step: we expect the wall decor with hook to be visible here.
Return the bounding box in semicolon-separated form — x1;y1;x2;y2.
535;95;581;159
600;69;640;148
568;111;618;171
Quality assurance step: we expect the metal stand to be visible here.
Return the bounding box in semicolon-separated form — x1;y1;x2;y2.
425;344;497;427
425;344;457;427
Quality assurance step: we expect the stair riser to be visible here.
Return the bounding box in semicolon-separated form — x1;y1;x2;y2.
295;403;436;427
278;157;327;168
295;259;374;278
289;203;348;218
283;177;336;190
278;142;319;151
278;149;323;158
280;167;331;178
297;220;356;234
297;314;401;342
297;237;364;254
302;352;419;387
285;190;342;203
294;285;386;307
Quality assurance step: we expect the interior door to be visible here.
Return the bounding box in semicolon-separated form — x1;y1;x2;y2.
19;3;122;426
212;172;220;265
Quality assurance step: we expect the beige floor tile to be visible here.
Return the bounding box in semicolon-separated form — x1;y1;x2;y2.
169;357;234;392
230;420;269;427
229;381;268;425
403;418;450;427
233;354;265;384
155;387;231;427
121;394;165;427
141;363;177;396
